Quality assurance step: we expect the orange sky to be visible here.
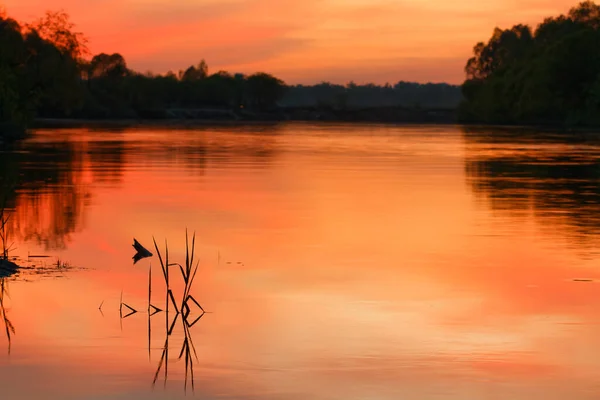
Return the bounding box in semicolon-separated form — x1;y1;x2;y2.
0;1;583;84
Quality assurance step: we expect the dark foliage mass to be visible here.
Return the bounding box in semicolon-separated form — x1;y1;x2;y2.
282;81;460;109
0;10;288;131
0;10;84;137
460;1;600;126
0;9;462;138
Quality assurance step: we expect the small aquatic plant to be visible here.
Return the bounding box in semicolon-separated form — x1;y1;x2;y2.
121;231;206;321
121;231;205;393
0;198;19;278
119;290;137;319
55;258;70;270
121;230;206;392
132;238;153;265
129;229;205;318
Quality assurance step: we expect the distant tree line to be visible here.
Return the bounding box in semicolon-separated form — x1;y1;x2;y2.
460;1;600;126
0;10;288;132
76;56;287;119
0;8;463;139
282;82;461;109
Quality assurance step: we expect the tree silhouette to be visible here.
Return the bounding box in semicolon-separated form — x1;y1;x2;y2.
0;8;464;131
180;60;208;81
23;29;84;117
244;73;286;110
28;10;88;60
89;53;129;79
460;1;600;126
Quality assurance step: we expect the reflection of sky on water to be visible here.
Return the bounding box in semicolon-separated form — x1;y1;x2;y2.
0;125;599;399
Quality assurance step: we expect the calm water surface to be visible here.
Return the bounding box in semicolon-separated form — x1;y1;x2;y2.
1;123;600;399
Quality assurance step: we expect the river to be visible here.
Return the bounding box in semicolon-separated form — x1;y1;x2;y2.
0;123;599;399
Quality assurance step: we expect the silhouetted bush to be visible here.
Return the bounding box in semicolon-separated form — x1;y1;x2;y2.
460;1;600;126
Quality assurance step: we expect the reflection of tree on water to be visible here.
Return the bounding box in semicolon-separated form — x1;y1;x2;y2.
0;128;280;251
463;127;600;247
0;140;112;250
123;125;280;172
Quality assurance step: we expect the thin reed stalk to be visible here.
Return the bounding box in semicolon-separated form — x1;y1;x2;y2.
0;204;11;260
0;279;14;354
142;230;209;392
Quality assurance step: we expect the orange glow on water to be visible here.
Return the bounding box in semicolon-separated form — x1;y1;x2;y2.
1;125;600;399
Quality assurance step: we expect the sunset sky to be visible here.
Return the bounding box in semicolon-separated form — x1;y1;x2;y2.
1;0;582;84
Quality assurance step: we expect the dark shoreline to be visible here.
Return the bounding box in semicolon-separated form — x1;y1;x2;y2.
32;118;600;133
12;107;600;134
30;106;459;128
